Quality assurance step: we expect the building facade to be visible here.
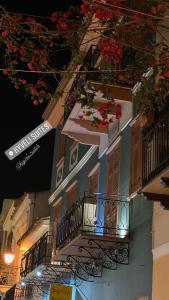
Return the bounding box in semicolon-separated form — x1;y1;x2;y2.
2;4;169;300
0;191;50;300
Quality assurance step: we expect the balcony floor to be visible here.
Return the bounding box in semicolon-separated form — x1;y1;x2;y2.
142;165;169;195
55;231;129;263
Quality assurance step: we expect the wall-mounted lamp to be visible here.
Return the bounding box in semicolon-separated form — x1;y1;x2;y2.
4;252;15;265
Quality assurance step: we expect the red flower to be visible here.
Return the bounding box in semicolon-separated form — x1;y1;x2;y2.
80;3;90;15
27;62;35;71
63;11;70;19
3;69;8;75
1;31;7;38
32;99;40;106
50;12;59;23
150;6;157;15
20;79;27;85
13;46;19;53
160;57;169;65
20;47;26;59
99;39;123;63
95;9;113;20
98;120;108;128
6;41;13;48
40;90;45;96
160;70;169;78
30;88;37;95
56;22;68;31
115;104;122;119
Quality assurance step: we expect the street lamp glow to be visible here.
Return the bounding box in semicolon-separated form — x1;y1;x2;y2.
37;271;42;277
4;253;15;265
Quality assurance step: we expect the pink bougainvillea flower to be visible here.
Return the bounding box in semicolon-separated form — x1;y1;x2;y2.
160;70;169;78
99;120;108;128
32;99;40;106
40;90;45;96
95;9;113;20
150;6;157;15
50;12;59;23
1;31;7;38
19;79;27;85
3;69;8;75
6;41;13;48
13;46;19;53
56;22;68;31
99;39;123;63
80;3;90;14
115;104;122;119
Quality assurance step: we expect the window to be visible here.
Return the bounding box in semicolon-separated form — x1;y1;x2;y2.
55;158;64;187
88;164;99;194
66;181;78;210
69;143;79;171
106;140;121;196
105;140;121;233
84;164;100;232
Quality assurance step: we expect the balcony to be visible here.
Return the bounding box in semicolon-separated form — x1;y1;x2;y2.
4;284;32;300
0;264;19;297
20;232;52;278
54;194;130;280
84;45;133;100
20;232;76;286
142;108;169;208
4;284;16;300
62;45;133;155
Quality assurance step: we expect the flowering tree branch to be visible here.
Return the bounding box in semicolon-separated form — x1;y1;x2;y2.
0;0;169;118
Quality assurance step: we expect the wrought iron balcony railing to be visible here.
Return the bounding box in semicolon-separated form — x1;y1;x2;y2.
4;284;16;300
56;194;130;250
4;284;32;300
83;44;135;86
20;232;53;278
142;109;169;186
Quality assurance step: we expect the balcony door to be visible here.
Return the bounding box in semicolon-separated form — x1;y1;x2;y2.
105;140;121;235
84;164;100;232
66;181;77;211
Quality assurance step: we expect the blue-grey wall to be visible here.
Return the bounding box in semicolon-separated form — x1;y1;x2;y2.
72;124;152;300
50;124;152;300
74;197;152;300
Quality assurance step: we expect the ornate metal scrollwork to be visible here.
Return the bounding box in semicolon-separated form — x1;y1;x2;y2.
87;239;129;268
78;243;116;271
115;246;129;265
87;240;117;270
66;255;102;282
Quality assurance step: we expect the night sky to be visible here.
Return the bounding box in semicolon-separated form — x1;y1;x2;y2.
0;0;81;209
